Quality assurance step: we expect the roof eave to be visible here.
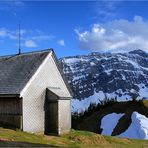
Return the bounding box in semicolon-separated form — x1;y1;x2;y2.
0;94;20;98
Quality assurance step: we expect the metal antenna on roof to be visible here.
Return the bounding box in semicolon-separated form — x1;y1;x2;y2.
18;20;21;54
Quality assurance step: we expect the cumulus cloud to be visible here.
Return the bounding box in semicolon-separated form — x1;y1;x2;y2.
57;39;65;46
75;16;148;52
24;40;37;47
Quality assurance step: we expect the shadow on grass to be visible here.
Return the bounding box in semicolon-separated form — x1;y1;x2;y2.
0;140;59;147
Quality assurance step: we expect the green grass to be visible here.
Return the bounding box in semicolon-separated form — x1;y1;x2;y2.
0;127;148;147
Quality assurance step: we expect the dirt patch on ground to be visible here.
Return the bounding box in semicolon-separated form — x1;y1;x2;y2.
120;138;132;144
109;137;132;145
69;133;108;145
0;138;13;141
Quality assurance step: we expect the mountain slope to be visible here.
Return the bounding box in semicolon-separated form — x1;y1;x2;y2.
60;49;148;112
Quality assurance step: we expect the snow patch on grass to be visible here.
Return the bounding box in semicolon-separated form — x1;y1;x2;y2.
119;112;148;139
101;113;124;136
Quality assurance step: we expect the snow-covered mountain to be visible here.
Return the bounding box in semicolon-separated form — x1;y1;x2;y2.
59;49;148;112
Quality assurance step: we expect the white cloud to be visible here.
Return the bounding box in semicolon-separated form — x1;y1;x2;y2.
75;16;148;52
57;39;65;46
0;28;54;48
0;28;54;42
24;40;37;48
31;35;55;41
0;28;26;39
93;1;122;21
0;1;25;12
0;28;8;37
13;1;24;6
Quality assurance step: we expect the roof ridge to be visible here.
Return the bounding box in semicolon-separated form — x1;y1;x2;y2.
0;48;53;58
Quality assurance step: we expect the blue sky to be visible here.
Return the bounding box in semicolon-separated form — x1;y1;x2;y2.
0;1;148;57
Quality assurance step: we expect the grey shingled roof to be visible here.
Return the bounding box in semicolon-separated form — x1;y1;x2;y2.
0;50;51;95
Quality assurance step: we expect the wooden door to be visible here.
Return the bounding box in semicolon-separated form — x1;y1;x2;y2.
45;101;58;135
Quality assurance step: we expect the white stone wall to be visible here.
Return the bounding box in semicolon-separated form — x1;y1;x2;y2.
21;52;71;133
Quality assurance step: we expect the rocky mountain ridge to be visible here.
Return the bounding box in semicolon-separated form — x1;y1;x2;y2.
59;49;148;112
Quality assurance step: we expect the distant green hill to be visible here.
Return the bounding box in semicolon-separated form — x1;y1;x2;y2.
0;127;148;147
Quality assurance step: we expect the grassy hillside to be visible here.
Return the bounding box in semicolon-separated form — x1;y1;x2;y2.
73;100;148;135
0;127;148;147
